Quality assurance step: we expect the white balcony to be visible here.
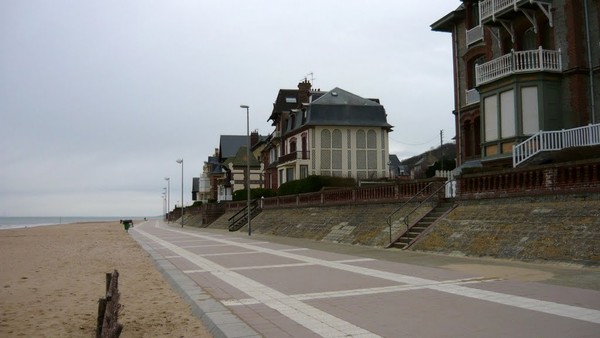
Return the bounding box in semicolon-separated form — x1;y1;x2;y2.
466;25;484;46
480;0;553;26
465;88;480;106
475;47;561;86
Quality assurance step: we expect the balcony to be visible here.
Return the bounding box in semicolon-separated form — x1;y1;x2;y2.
475;47;561;86
465;88;480;106
480;0;552;25
278;151;310;164
466;25;484;46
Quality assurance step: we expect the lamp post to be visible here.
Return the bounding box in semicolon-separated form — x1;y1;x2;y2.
240;104;251;236
176;159;184;227
162;191;166;218
164;177;170;223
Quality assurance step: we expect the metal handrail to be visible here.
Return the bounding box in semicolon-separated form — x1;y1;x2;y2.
403;181;451;227
386;180;454;246
228;198;261;231
385;182;433;244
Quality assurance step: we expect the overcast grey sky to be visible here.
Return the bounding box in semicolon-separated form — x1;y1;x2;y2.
0;1;458;217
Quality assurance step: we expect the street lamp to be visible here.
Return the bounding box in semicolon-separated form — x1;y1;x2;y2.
176;159;184;227
162;191;166;218
164;177;170;222
240;105;251;236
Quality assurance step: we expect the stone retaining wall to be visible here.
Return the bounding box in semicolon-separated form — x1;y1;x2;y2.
413;194;600;265
197;194;600;265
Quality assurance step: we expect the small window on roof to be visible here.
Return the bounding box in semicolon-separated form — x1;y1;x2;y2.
285;97;297;103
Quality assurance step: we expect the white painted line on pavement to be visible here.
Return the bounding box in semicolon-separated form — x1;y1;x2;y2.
137;228;382;338
223;277;500;306
156;227;600;325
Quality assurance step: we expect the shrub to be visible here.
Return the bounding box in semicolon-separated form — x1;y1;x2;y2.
233;188;277;201
277;175;355;196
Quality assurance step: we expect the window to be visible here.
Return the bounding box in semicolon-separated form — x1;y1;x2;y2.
301;136;308;159
289;139;297;153
300;165;308;179
469;55;486;89
500;90;515;138
522;27;536;50
286;168;294;182
521;87;539;135
484;95;498;141
285;97;297;103
469;2;480;29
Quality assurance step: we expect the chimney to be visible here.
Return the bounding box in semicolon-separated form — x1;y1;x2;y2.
251;131;259;147
297;79;312;104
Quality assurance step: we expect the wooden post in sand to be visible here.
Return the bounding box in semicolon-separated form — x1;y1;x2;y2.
96;270;123;338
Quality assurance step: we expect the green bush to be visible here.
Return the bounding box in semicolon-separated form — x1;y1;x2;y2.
277;175;355;196
232;188;277;201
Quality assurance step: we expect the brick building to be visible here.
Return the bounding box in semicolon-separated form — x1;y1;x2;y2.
432;0;599;168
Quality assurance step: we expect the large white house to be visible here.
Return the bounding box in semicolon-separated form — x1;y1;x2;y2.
262;82;393;188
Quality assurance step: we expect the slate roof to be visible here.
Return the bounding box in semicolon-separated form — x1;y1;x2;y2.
219;135;248;160
268;89;301;123
295;87;392;130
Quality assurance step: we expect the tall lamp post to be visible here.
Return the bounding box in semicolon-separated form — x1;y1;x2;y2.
162;190;166;218
240;105;251;236
164;177;170;222
176;159;184;227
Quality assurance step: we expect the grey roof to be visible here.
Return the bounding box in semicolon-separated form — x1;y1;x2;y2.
219;135;248;160
430;4;464;32
388;154;401;167
299;87;392;129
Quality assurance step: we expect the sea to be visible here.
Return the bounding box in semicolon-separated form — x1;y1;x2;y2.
0;216;145;230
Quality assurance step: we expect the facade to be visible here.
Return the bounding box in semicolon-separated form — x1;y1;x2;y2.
432;0;599;167
262;81;393;188
214;134;265;201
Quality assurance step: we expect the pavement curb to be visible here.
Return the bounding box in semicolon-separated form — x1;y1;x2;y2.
131;230;260;338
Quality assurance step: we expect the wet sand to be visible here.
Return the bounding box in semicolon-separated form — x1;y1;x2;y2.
0;221;212;337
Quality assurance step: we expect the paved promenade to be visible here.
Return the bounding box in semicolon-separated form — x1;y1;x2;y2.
132;220;600;338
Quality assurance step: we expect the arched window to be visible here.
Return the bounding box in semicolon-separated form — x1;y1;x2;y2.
522;27;536;50
468;55;486;88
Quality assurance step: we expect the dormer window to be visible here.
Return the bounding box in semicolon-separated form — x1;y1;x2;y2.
285;97;297;103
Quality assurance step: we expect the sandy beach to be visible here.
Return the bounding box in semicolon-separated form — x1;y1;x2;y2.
0;221;212;337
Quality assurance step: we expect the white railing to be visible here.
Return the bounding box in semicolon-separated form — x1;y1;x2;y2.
466;25;484;46
465;88;480;106
476;47;562;85
480;0;519;23
513;123;600;167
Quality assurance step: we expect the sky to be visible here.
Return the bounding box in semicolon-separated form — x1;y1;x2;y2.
0;0;459;217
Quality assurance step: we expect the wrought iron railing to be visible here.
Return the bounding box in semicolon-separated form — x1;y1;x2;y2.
278;151;309;164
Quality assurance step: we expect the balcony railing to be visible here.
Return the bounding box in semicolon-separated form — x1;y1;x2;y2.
466;25;484;46
475;47;561;86
480;0;517;23
465;88;480;106
513;123;600;167
278;150;309;164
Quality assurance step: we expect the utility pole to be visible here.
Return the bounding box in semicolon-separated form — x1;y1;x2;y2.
440;130;444;171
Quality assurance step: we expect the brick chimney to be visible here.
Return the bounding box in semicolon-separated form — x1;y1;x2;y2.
251;131;259;147
297;79;312;104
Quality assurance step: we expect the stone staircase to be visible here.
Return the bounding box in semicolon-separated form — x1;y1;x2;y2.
389;200;455;249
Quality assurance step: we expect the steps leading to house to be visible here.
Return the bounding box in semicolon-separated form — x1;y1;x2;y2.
390;201;455;249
